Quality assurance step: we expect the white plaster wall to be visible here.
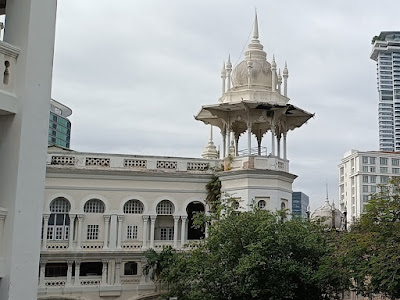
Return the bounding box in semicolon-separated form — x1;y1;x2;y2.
0;1;57;299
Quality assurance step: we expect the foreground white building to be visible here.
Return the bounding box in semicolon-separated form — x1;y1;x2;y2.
0;1;57;299
339;149;400;224
38;13;313;300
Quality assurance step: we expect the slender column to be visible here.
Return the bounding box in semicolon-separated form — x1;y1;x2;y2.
142;215;149;249
102;259;109;285
42;214;50;251
257;138;262;156
150;215;156;249
173;216;180;249
68;214;76;250
103;215;110;249
39;260;46;287
221;127;227;158
180;216;187;249
115;259;121;285
221;62;226;95
271;130;276;156
277;136;281;158
226;128;231;157
283;132;287;160
109;214;117;249
66;260;73;286
140;258;147;284
76;214;84;249
117;215;124;249
74;260;81;286
247;123;252;155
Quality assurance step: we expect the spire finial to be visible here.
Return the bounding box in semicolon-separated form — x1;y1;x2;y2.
253;10;259;40
325;181;329;203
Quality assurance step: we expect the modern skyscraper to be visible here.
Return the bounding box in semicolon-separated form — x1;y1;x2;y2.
49;99;72;148
371;31;400;152
292;191;309;218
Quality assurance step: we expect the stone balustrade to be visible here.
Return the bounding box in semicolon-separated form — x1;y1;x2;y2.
47;152;288;173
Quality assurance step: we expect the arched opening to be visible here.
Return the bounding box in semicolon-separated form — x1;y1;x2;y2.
84;199;105;213
156;200;175;241
186;202;205;240
48;197;71;240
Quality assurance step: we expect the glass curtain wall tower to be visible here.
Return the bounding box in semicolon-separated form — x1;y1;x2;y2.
371;31;400;152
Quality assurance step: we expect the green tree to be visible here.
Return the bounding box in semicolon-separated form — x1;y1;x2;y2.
341;177;400;299
155;206;349;300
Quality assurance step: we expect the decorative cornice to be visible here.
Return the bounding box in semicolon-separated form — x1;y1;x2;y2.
0;41;20;58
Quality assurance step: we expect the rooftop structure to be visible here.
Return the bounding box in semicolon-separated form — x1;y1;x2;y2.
370;31;400;152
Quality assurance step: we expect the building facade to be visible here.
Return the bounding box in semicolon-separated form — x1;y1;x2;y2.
0;1;58;299
49;99;72;148
38;13;313;300
339;149;400;225
371;32;400;152
292;191;309;218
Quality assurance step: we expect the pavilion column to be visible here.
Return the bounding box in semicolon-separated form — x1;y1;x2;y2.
68;214;76;250
277;135;281;158
142;215;149;249
76;214;84;249
66;260;73;286
283;132;287;160
42;214;50;251
226;128;231;157
247;122;252;155
221;128;226;158
235;135;239;156
140;258;147;283
150;215;156;249
271;130;276;156
103;215;110;249
117;215;124;249
39;260;46;287
180;216;187;249
102;259;109;285
115;259;121;285
74;260;81;286
173;216;180;249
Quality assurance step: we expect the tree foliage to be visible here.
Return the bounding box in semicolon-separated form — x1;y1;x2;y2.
339;177;400;299
146;205;349;300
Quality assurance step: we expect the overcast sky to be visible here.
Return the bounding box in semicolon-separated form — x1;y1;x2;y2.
51;0;400;210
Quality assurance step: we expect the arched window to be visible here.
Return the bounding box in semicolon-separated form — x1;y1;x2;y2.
48;197;71;240
84;199;105;213
124;262;138;275
156;200;174;215
257;200;266;209
124;200;144;214
281;202;286;209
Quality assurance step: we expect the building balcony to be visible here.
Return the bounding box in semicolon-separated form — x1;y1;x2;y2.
0;40;20;115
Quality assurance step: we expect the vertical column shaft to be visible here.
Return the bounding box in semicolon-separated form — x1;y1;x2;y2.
76;215;84;249
283;132;287;160
74;261;81;286
42;214;50;251
68;214;76;250
102;259;108;285
66;261;73;286
277;136;281;158
173;216;179;249
39;260;46;287
150;216;156;249
115;259;121;285
247;123;252;155
117;215;124;249
142;215;149;249
180;216;187;249
103;215;110;249
271;131;276;156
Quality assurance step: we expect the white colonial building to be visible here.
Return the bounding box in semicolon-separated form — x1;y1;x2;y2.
38;13;313;300
339;149;400;225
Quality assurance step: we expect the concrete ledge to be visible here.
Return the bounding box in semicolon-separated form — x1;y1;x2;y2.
99;285;122;297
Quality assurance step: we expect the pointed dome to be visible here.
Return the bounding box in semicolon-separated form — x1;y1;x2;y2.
311;199;345;230
231;12;272;90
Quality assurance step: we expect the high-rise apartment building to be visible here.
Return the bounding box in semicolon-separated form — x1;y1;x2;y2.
339;149;400;225
371;31;400;152
292;192;309;218
49;99;72;148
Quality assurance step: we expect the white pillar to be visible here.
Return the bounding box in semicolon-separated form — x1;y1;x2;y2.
140;258;147;284
117;215;124;249
283;132;287;160
68;214;76;250
180;216;187;249
66;260;73;287
109;214;117;249
115;259;121;285
42;214;50;251
271;131;276;156
74;260;81;286
142;215;149;249
150;215;156;249
226;128;231;157
103;215;110;249
247;123;252;155
39;260;46;287
173;216;179;249
76;215;84;249
222;130;226;158
277;136;281;158
102;259;108;285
